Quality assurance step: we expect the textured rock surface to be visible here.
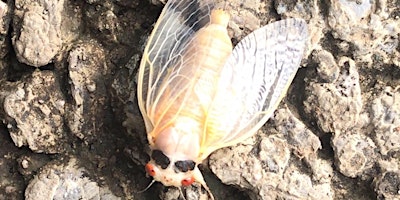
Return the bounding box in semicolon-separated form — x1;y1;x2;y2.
12;0;65;67
3;71;66;153
210;108;332;200
370;87;400;156
304;57;363;134
374;169;400;200
0;1;10;60
332;133;376;178
25;159;121;200
0;0;399;200
65;41;110;142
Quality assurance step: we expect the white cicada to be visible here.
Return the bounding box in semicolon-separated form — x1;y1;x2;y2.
137;0;308;198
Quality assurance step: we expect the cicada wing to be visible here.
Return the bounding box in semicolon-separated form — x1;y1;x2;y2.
200;18;308;158
137;0;214;133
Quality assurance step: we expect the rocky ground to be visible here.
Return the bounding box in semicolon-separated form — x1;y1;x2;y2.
0;0;399;199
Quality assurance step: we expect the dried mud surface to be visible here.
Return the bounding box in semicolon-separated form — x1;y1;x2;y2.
0;0;399;200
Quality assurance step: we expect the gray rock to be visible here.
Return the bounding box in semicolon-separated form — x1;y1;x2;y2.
12;0;64;67
304;57;363;134
311;50;340;83
374;170;400;200
25;159;121;200
328;0;400;67
65;41;109;142
210;108;333;199
332;133;376;178
3;71;66;153
0;1;11;59
370;86;400;156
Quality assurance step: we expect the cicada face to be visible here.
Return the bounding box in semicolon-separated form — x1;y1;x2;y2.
143;122;208;189
137;0;308;198
145;150;196;187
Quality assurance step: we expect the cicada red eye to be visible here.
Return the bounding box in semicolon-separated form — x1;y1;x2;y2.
181;177;194;186
145;163;156;177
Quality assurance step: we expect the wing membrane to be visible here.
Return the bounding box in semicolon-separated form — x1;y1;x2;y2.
137;0;214;134
200;18;308;158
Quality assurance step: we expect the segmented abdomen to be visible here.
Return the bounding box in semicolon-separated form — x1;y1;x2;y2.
152;16;233;147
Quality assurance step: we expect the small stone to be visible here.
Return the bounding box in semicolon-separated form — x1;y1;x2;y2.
21;159;29;169
0;1;11;59
25;159;120;200
332;133;376;178
66;41;109;142
5;186;17;194
312;49;340;83
304;57;362;135
12;0;65;67
4;71;66;153
374;171;400;200
370;86;400;155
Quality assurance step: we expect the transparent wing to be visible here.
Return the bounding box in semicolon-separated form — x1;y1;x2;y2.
137;0;214;133
200;18;308;159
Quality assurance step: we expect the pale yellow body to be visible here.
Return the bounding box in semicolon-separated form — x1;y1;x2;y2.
150;10;233;162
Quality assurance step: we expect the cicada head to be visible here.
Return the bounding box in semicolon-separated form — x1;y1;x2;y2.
145;150;202;187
